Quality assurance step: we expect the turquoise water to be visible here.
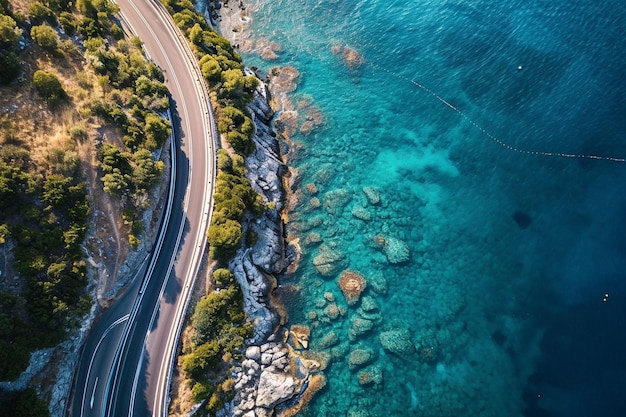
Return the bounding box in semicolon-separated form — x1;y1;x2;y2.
240;1;626;416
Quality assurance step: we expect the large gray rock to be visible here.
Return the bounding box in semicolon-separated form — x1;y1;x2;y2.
246;88;288;211
255;370;296;409
250;210;285;274
230;250;280;345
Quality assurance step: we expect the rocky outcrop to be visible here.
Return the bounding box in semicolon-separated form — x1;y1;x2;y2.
245;79;289;211
225;82;321;416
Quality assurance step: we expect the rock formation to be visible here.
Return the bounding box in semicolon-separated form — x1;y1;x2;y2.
225;81;322;416
338;270;367;306
312;244;346;276
381;236;411;264
379;327;415;356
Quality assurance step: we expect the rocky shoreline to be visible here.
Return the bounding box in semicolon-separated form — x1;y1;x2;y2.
219;75;324;417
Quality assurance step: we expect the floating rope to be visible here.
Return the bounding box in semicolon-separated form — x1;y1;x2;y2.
369;62;625;163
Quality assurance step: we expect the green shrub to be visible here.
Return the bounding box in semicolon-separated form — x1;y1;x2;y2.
27;1;56;25
191;380;215;403
0;51;20;85
33;70;66;106
31;24;59;52
0;14;21;49
143;113;171;150
58;11;77;35
212;268;235;288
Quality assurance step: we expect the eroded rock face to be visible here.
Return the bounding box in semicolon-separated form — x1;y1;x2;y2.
231;250;279;344
225;82;322;416
245;80;289;211
250;210;285;274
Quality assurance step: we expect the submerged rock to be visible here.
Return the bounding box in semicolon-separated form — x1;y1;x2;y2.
323;188;352;215
362;186;381;205
382;236;410;264
351;206;372;221
379;328;415;356
338;270;367;306
323;303;341;320
312;244;346;276
512;210;532;229
348;348;375;371
358;365;383;386
349;317;376;341
367;270;388;295
316;332;340;350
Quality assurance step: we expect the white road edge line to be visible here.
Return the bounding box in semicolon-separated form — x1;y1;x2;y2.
79;314;129;417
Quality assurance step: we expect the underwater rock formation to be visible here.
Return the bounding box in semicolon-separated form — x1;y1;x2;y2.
380;327;415;356
312;244;346;276
381;236;411;264
338;270;367;306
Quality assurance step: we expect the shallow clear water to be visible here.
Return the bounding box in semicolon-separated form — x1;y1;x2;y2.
239;1;626;415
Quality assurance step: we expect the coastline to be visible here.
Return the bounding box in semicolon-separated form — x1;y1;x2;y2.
178;1;326;415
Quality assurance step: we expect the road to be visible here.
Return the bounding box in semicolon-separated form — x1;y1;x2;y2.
69;0;217;415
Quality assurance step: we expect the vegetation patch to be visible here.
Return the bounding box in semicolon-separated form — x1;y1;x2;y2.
0;0;170;410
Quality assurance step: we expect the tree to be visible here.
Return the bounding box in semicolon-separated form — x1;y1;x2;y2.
31;25;59;51
213;268;235;288
42;174;71;206
144;113;171;150
207;219;242;257
220;68;244;97
0;14;20;49
101;170;128;195
0;51;21;84
200;56;221;83
133;148;163;191
33;70;66;106
58;11;77;35
28;1;56;25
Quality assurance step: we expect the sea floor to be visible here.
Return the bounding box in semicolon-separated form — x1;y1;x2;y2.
216;0;626;415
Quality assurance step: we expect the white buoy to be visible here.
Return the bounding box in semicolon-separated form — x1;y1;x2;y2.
518;65;523;71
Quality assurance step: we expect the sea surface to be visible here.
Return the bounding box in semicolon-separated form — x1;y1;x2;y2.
237;1;626;416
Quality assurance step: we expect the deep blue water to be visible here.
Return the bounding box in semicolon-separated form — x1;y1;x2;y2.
238;0;626;415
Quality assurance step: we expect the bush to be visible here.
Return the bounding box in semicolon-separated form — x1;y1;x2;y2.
31;24;59;52
207;219;242;259
143;113;171;150
58;11;77;35
28;1;56;25
212;268;235;288
0;14;21;49
0;51;20;85
33;70;66;106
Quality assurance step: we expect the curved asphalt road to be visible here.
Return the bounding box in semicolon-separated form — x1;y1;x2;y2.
69;0;217;415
